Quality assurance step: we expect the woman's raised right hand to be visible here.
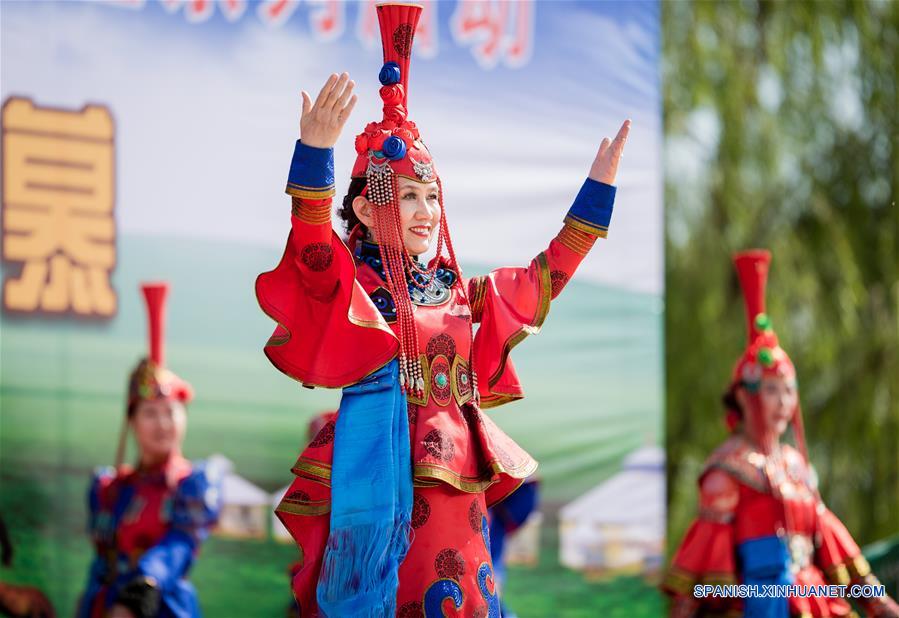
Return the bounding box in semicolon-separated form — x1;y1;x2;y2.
300;72;357;149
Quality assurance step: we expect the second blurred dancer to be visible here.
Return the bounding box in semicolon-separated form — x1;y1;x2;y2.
77;283;222;618
662;250;898;618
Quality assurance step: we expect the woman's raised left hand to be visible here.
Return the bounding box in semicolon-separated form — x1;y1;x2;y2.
588;119;630;186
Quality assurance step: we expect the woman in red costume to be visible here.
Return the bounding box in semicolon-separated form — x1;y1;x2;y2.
77;283;222;618
662;250;899;618
256;4;629;616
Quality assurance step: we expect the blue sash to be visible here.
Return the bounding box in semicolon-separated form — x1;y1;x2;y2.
738;535;792;618
316;359;413;617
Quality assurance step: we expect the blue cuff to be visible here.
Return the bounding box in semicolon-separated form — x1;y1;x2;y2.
286;140;336;199
563;178;616;238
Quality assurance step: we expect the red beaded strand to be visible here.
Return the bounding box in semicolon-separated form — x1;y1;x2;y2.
370;171;422;395
366;171;474;401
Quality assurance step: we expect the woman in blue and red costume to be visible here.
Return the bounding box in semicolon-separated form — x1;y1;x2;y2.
256;5;629;617
256;4;629;617
78;283;222;618
662;250;899;618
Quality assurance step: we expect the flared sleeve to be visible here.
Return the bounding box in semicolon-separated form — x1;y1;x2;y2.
256;141;398;388
466;179;616;408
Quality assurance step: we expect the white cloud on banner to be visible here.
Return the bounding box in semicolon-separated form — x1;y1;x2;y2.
1;1;662;294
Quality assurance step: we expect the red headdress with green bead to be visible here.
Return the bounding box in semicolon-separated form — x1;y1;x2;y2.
731;250;795;387
730;250;807;458
350;3;461;397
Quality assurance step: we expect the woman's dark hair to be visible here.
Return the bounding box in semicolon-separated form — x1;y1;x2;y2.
721;384;742;416
337;177;368;235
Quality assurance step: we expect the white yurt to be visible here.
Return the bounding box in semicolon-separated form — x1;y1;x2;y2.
558;445;665;576
209;454;272;539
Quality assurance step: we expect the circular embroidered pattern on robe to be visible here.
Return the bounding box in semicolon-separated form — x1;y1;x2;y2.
422;429;454;462
550;270;570;299
286;490;311;502
430;355;452;406
393;23;414;58
411;493;431;529
300;242;334;272
308;420;335;448
468;499;484;533
398;601;424;618
426;333;456;361
434;548;466;581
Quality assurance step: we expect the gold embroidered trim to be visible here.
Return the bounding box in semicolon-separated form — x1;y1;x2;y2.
275;497;331;517
847;555;872;579
662;566;738;595
450;355;474;406
280;457;537;496
266;332;290;347
413;454;538;494
406;354;473;408
826;563;851;586
825;555;871;585
467;275;488;323
291;457;331;481
478;392;523;409
487;252;551;389
563;214;609;238
556;224;598;255
291;197;332;225
286;182;335;200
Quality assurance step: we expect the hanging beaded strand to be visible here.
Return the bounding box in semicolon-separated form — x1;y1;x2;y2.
368;168;425;397
400;175;446;290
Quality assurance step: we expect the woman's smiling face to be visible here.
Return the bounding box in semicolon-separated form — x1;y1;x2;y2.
396;177;441;256
353;176;441;256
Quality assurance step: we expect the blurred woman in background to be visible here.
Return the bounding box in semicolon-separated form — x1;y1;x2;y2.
77;283;221;618
662;250;898;618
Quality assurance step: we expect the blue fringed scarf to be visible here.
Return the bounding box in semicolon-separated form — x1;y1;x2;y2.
316;359;412;617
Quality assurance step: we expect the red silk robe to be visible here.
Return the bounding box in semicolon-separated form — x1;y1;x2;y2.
256;192;605;616
663;435;897;617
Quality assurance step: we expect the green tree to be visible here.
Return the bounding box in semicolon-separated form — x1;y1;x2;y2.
665;0;899;552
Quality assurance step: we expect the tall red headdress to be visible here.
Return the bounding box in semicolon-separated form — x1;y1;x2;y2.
117;282;193;466
351;3;461;396
730;250;806;459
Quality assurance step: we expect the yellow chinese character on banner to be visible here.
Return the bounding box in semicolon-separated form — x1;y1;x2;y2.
2;97;116;317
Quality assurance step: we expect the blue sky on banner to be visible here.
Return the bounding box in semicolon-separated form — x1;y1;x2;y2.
1;0;661;294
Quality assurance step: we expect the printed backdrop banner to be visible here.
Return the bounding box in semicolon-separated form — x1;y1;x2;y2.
0;1;663;615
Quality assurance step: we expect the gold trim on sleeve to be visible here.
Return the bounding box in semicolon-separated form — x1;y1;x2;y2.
563;214;609;238
291;197;333;225
275;497;331;517
556;224;599;255
286;182;336;200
